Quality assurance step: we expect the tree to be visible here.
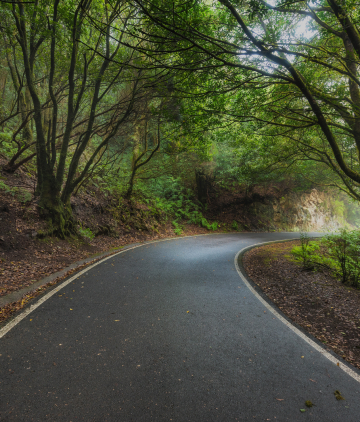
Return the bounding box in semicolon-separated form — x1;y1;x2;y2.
118;0;360;199
0;0;171;236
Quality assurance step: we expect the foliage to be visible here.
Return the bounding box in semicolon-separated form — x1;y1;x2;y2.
0;180;14;195
0;180;32;203
78;226;95;241
171;220;183;235
291;230;360;288
141;176;219;231
0;0;187;236
126;0;360;201
291;232;318;270
16;188;32;203
0;132;17;159
322;230;360;286
2;0;360;239
331;200;346;219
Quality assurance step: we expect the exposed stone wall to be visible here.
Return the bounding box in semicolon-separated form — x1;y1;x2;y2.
247;189;355;232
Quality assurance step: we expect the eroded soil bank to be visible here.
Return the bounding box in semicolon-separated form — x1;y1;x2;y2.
243;241;360;371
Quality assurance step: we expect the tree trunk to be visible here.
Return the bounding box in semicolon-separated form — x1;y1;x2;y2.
125;167;136;199
38;172;76;238
195;169;212;204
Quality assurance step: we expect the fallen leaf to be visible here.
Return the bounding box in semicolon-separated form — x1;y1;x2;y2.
334;390;345;400
300;409;306;413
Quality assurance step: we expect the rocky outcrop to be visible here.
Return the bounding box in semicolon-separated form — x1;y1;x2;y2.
247;189;353;232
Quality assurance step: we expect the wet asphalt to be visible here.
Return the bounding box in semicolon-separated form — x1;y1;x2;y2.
1;232;360;421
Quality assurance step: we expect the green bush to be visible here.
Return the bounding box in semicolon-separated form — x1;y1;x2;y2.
16;188;32;203
0;181;32;203
331;200;346;219
291;232;320;270
150;184;219;232
0;132;17;159
0;180;15;195
78;226;95;240
172;220;183;235
291;230;360;288
322;230;360;286
231;220;239;230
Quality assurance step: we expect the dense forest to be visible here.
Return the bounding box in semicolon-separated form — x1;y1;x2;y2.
1;0;360;238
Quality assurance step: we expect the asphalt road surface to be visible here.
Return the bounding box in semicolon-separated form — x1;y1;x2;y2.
1;233;360;421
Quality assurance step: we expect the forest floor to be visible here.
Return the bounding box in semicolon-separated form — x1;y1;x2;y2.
243;241;360;371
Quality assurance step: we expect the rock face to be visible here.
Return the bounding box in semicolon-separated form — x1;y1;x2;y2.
246;188;355;232
273;189;341;231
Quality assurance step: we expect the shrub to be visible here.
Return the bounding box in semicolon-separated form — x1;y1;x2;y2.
152;188;219;232
231;220;239;230
291;232;319;270
291;230;360;288
172;220;183;235
78;226;95;240
322;230;360;286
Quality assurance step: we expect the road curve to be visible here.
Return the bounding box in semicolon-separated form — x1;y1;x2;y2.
1;233;360;421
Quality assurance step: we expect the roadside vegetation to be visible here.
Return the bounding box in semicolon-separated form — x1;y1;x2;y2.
292;231;360;288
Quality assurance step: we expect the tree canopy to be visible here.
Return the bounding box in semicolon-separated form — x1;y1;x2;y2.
1;0;360;235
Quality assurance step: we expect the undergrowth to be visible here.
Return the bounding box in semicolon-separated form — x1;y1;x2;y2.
0;180;32;203
78;225;95;240
142;177;219;235
291;230;360;288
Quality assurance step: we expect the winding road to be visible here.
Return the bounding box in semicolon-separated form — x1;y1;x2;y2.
1;233;360;421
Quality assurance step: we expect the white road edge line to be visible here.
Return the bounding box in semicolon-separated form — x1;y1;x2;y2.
0;232;223;339
234;239;360;384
